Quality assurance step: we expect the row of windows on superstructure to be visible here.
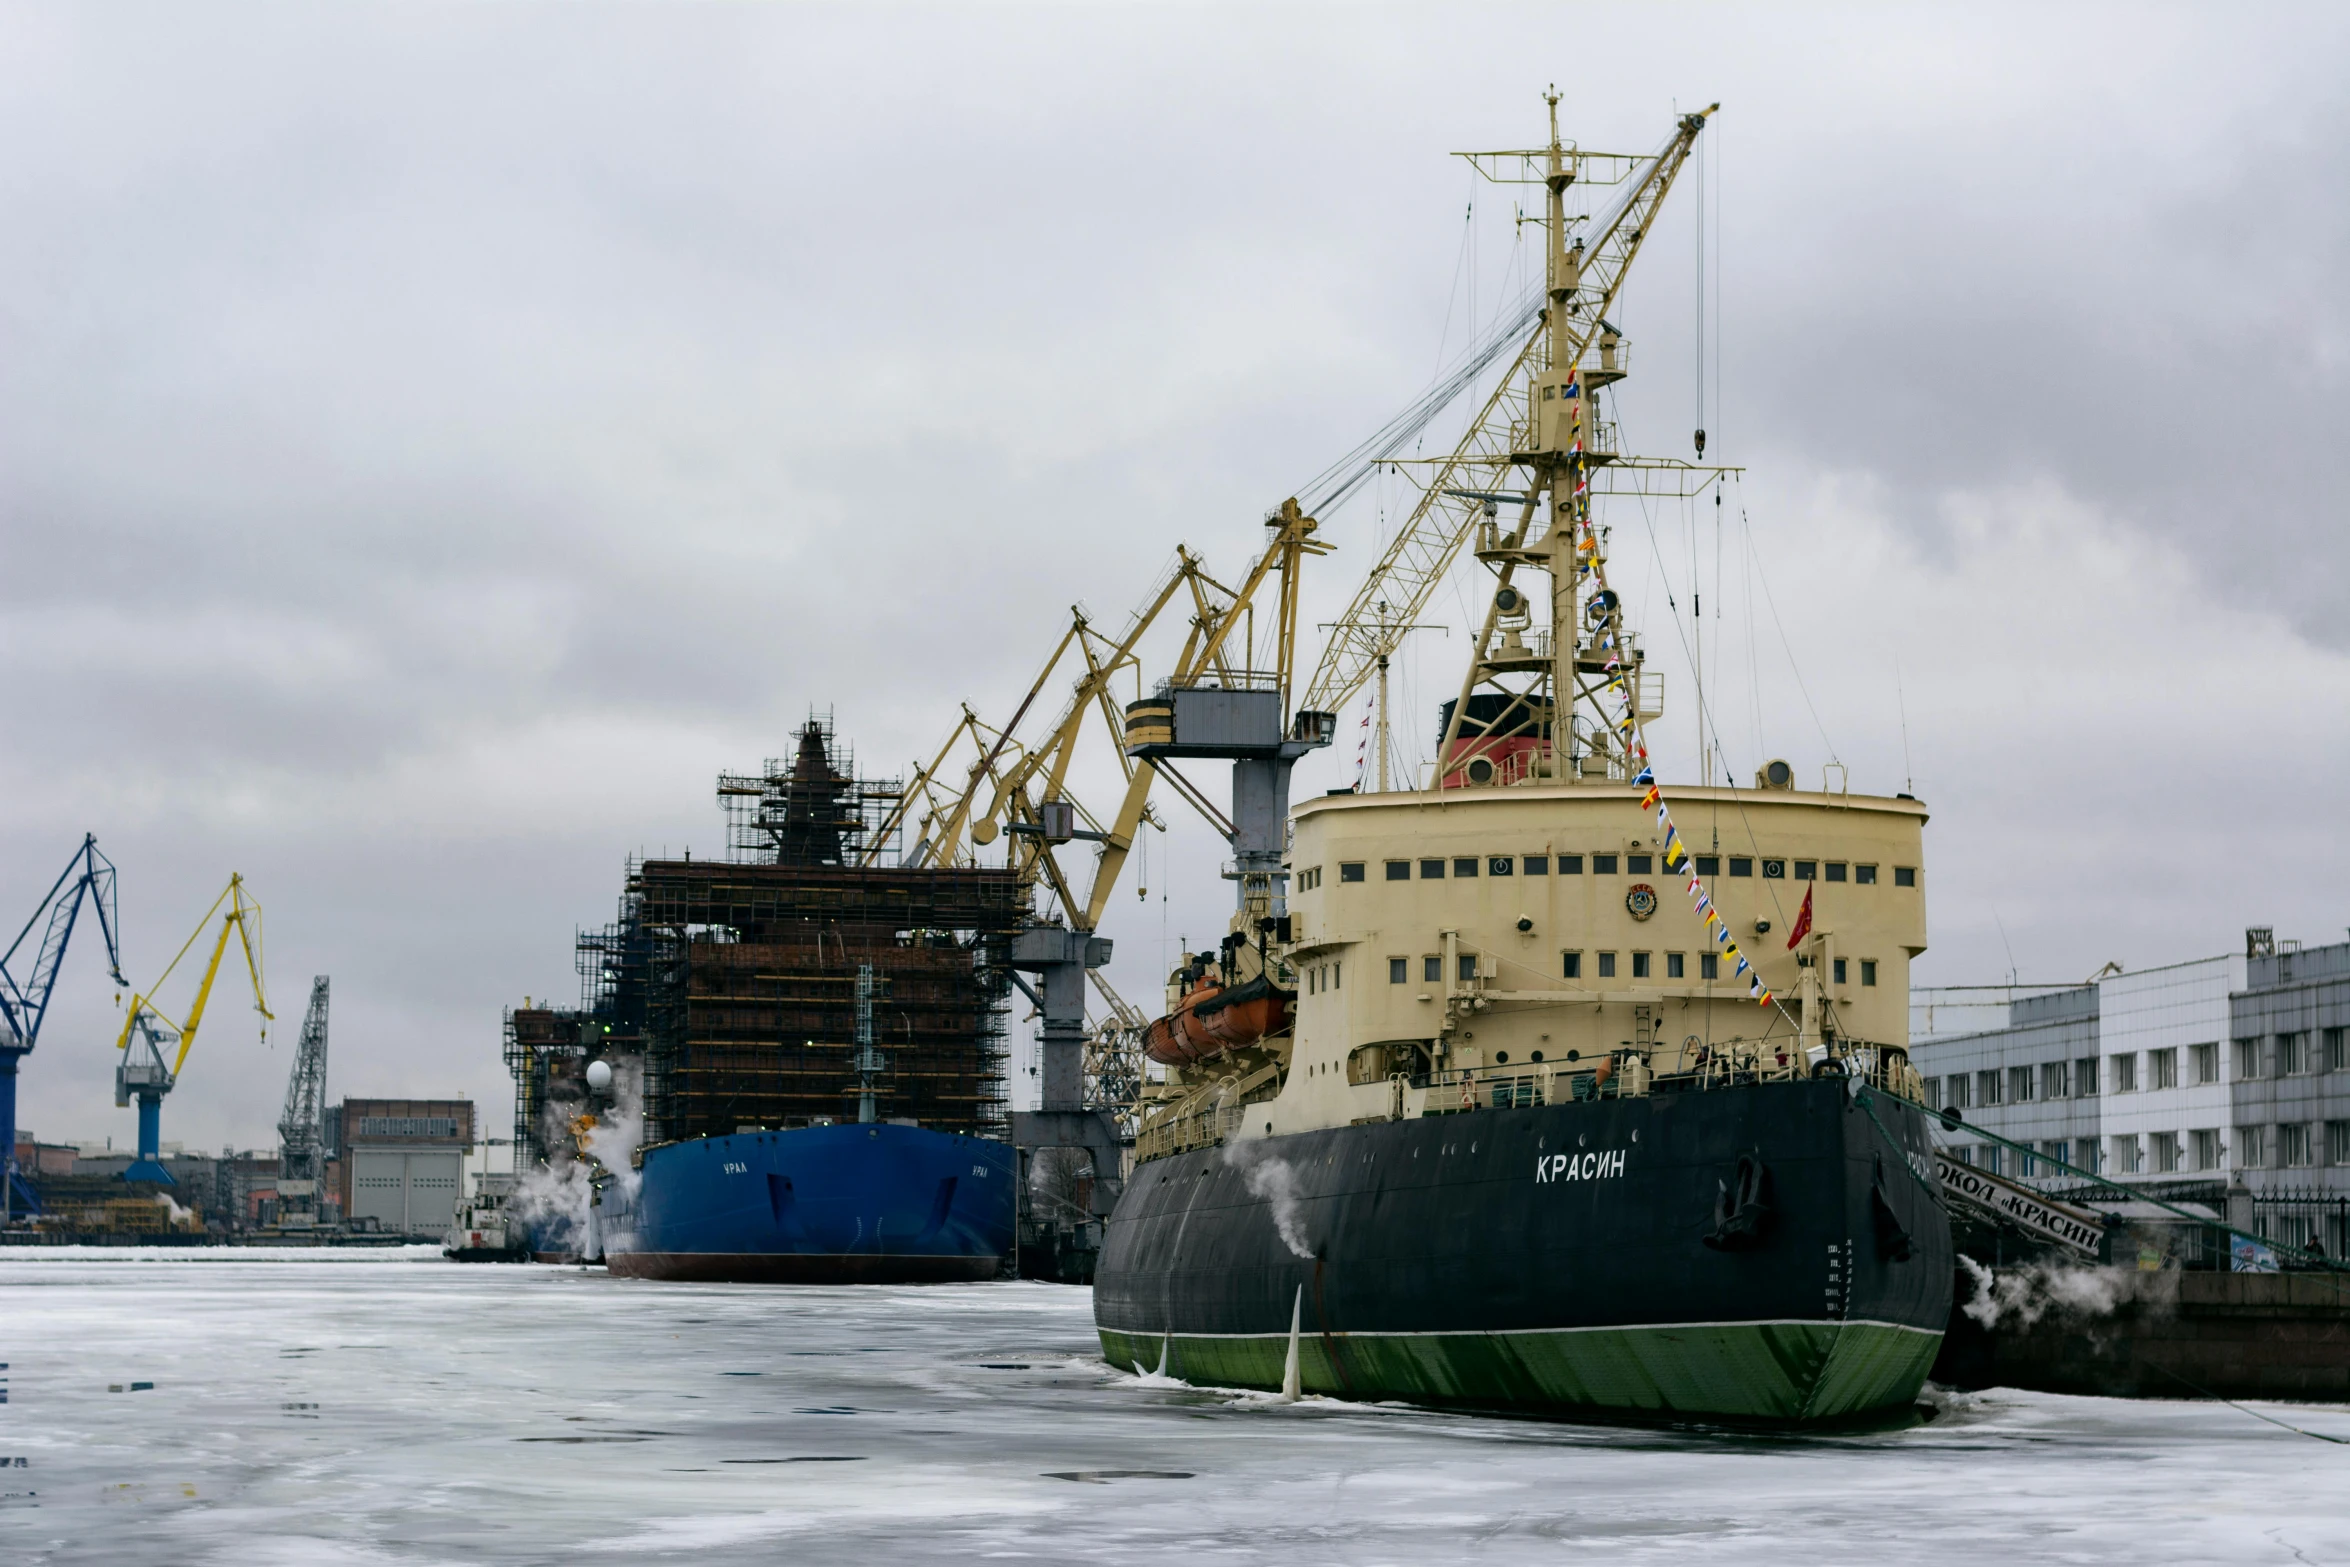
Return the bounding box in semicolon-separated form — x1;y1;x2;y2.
1374;952;1880;985
1954;1121;2350;1178
1926;1029;2350;1108
1302;857;1919;885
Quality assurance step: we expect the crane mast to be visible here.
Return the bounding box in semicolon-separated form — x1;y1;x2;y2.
276;976;330;1229
1;834;125;1221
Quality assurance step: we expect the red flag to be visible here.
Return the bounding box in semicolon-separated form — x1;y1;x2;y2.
1786;883;1814;950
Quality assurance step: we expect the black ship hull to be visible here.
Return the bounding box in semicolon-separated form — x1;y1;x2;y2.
1095;1077;1951;1424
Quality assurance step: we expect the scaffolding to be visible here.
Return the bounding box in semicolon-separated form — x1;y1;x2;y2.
506;719;1022;1149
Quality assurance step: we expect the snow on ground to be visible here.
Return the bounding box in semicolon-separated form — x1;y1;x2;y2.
2;1251;2343;1564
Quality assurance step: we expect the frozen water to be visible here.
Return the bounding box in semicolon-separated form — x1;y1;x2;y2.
3;1249;2346;1564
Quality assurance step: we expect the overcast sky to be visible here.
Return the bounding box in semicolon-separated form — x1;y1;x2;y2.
5;3;2345;1155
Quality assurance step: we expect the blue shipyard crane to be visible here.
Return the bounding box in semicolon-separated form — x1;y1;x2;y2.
0;834;126;1219
113;874;271;1185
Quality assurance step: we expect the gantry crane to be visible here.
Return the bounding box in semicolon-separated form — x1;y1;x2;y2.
0;834;125;1219
113;875;271;1185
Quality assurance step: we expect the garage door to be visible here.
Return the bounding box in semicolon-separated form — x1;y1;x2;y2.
349;1148;466;1234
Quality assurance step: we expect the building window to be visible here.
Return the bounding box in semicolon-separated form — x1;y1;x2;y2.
1385;860;1410;881
1524;855;1549;875
1982;1145;2003;1176
2278;1032;2307;1075
1597;952;1617;979
1833;957;1848;985
1977;1069;2001;1107
1562;951;1582;980
2075;1056;2099;1097
1666;952;1685;979
2150;1047;2178;1090
1420;858;1445;879
1631;952;1651;979
2192;1042;2219;1084
2192;1128;2221;1172
2281;1123;2314;1167
1761;859;1786;879
1894;866;1917;887
1924;1076;1944;1110
2234;1038;2260;1079
1423;955;1441;983
2110;1134;2142;1175
1627;854;1653;874
2327;1027;2346;1072
2111;1053;2138;1093
1700;953;1719;980
1593;854;1619;875
2150;1131;2180;1174
1861;960;1878;987
1339;862;1365;883
1453;856;1479;878
1728;857;1753;877
2041;1139;2071;1172
1487;856;1514;877
2327;1121;2350;1165
1694;855;1720;877
2237;1124;2268;1169
1825;862;1847;882
1948;1073;1971;1109
1854;864;1878;885
2009;1065;2034;1104
2042;1060;2069;1100
1794;859;1817;880
1456;954;1478;982
1389;957;1408;984
1558;854;1584;874
1954;1145;1974;1167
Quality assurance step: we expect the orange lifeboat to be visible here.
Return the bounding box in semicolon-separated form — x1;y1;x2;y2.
1142;971;1294;1068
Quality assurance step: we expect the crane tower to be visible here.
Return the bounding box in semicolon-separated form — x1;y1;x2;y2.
276;977;330;1229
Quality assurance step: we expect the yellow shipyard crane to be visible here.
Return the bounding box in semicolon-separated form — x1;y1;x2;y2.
113;874;271;1185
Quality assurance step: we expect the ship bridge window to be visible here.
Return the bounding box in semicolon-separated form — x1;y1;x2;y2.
1593;853;1619;875
1457;954;1478;981
1701;953;1719;980
1424;955;1441;983
1666;952;1684;979
1453;857;1479;877
1558;854;1584;874
1895;866;1917;887
1728;857;1752;877
1825;862;1848;882
1794;860;1817;880
1597;952;1617;979
1389;957;1407;984
1631;952;1651;979
1340;862;1365;883
1855;864;1878;885
1563;951;1582;979
1761;859;1786;879
1833;958;1848;985
1862;960;1878;986
1386;860;1411;881
1627;854;1653;874
1524;855;1549;874
1694;855;1719;877
1488;856;1514;876
1420;858;1445;878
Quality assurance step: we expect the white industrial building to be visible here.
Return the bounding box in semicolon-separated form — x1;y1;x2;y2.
1911;931;2350;1255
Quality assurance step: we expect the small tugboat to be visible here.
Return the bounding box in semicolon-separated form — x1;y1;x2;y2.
1093;95;1952;1426
443;1171;531;1262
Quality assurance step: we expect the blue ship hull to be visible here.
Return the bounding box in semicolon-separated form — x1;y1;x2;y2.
606;1123;1014;1283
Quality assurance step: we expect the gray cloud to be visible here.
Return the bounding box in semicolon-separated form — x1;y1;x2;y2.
4;3;2343;1151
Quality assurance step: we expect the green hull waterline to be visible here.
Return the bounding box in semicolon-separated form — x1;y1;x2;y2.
1099;1318;1944;1424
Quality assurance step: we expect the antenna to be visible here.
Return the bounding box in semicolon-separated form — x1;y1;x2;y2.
1894;655;1915;794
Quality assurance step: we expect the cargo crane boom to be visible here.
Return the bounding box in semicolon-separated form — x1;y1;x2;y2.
0;833;125;1220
